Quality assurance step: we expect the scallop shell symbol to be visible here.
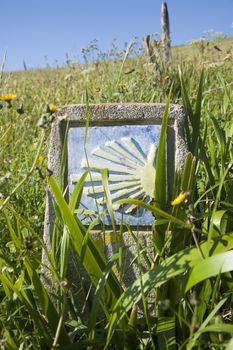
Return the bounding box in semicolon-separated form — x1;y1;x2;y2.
79;137;157;214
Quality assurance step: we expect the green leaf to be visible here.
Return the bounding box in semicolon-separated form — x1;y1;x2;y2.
192;69;204;151
101;168;116;231
89;254;120;342
60;227;70;278
169;153;196;254
178;66;194;124
48;176;124;313
60;339;105;350
156;316;176;350
69;170;89;213
117;39;135;84
24;257;70;345
195;280;212;326
211;116;226;150
61;159;87;279
1;206;69;345
210;209;231;235
185;250;233;291
3;330;18;350
199;136;215;187
60;122;69;190
106;233;233;344
0;272;53;348
181;152;196;191
152;86;172;253
154;86;171;209
196;323;233;335
84;89;90;146
226;338;233;350
211;116;226;173
116;198;191;228
178;66;193;150
187;296;228;350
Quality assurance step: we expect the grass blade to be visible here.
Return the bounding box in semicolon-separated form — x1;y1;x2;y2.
116;198;191;228
185;250;233;292
48;175;124;313
106;232;233;343
101;168;116;231
187;296;228;350
154;86;171;209
192;69;204;151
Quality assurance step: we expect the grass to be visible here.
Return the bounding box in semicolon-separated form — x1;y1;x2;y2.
0;36;232;349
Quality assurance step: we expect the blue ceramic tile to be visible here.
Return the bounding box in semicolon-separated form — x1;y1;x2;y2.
68;124;161;226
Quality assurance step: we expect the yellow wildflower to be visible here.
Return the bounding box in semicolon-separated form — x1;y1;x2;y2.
112;265;120;279
38;155;44;166
192;89;197;99
0;94;17;102
171;192;190;206
117;83;128;89
117;83;128;93
48;103;60;113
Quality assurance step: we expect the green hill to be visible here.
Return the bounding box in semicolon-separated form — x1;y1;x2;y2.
173;36;233;62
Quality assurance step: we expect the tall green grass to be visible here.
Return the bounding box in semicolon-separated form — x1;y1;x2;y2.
0;38;232;349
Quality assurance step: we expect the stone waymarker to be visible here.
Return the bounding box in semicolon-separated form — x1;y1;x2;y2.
43;103;186;312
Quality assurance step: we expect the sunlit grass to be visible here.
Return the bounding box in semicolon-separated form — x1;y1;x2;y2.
0;37;232;349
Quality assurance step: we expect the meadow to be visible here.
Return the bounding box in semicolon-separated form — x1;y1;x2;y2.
0;36;232;349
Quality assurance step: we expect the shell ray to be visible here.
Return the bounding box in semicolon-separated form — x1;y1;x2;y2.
93;147;141;169
106;139;145;166
73;137;157;216
122;137;147;162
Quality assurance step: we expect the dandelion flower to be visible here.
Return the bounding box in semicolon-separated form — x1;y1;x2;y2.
48;103;60;113
117;83;128;93
38;155;44;165
171;192;190;206
0;94;17;102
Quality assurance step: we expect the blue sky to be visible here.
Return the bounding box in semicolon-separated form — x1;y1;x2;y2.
1;0;232;71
